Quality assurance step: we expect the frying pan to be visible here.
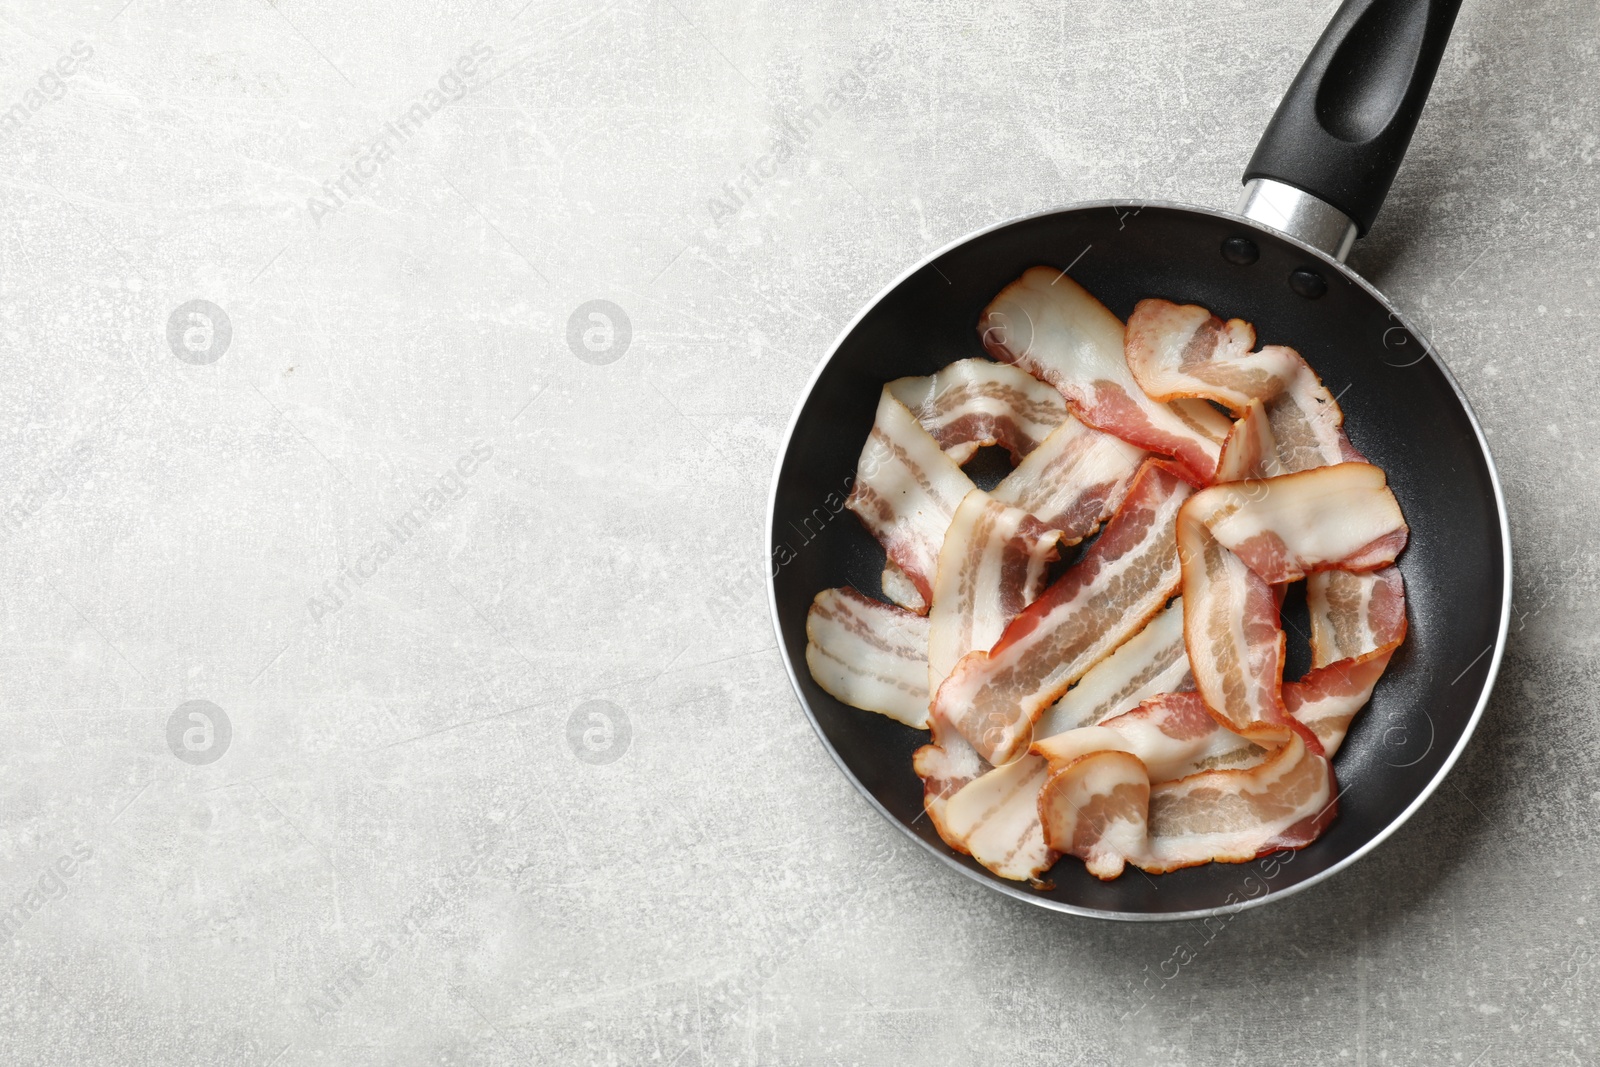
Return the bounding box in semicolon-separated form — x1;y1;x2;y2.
767;0;1509;920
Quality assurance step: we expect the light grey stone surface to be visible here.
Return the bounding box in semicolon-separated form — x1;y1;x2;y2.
0;0;1594;1063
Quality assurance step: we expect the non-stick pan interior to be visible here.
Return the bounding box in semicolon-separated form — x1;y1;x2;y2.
769;202;1507;918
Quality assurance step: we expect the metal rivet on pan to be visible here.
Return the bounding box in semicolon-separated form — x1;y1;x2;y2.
1289;268;1327;299
1221;236;1259;265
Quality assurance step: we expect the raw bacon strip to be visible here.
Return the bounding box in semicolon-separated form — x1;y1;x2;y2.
1123;297;1363;473
1125;299;1301;413
1037;635;1401;786
932;461;1192;765
978;267;1232;484
990;415;1146;539
1033;524;1405;882
1178;469;1371;740
1143;728;1335;873
1034;598;1191;738
1307;566;1407;669
1292;564;1408;755
927;490;1063;695
805;587;931;729
1267;362;1365;473
919;491;1063;861
934;576;1167;885
846;388;976;608
1181;470;1407;738
1178;507;1288;739
887;359;1068;464
1036;651;1389;786
940;754;1056;880
1194;463;1408;584
1286;654;1393;758
1036;692;1265;784
1035;750;1151;880
913;714;990;852
1215;400;1285;483
1039;729;1335;879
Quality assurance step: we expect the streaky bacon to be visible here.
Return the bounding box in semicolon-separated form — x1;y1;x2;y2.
927;490;1063;696
1286;653;1394;758
1268;361;1366;473
887;359;1068;464
1293;564;1408;756
1125;299;1301;413
940;753;1057;880
913;713;990;852
1039;727;1336;879
990;414;1146;539
917;492;1064;861
1182;466;1408;739
805;587;932;728
1035;749;1150;879
1215;399;1285;483
1178;504;1288;740
932;461;1191;765
1307;566;1407;669
805;278;1413;886
1035;692;1264;784
1124;297;1363;474
978;267;1231;484
1196;463;1408;584
1034;598;1191;739
845;387;975;609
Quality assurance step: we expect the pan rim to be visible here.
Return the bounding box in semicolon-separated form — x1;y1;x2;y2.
763;197;1513;922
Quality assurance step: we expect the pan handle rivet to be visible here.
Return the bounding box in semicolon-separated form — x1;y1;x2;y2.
1221;236;1259;265
1289;268;1327;299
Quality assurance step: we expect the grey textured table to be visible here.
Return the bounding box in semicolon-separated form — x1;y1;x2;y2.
0;0;1594;1063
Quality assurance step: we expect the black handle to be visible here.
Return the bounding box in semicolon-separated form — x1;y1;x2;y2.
1243;0;1463;235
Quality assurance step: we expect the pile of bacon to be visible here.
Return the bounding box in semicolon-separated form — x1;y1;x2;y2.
806;267;1408;882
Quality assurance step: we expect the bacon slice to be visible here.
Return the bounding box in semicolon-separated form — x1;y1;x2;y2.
978;267;1231;484
1144;728;1335;872
990;414;1146;539
1215;400;1285;483
1178;509;1288;739
932;461;1192;765
1035;749;1151;879
846;388;976;609
1039;729;1335;879
946;557;1407;884
1181;466;1407;738
919;490;1065;865
1034;598;1190;738
1285;654;1393;758
811;290;1411;886
805;587;931;728
1293;564;1408;755
1193;463;1408;584
1307;566;1407;669
886;359;1068;465
1125;299;1301;414
1124;297;1363;474
940;753;1056;880
913;713;990;851
1267;362;1365;473
1036;692;1265;783
927;490;1063;695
